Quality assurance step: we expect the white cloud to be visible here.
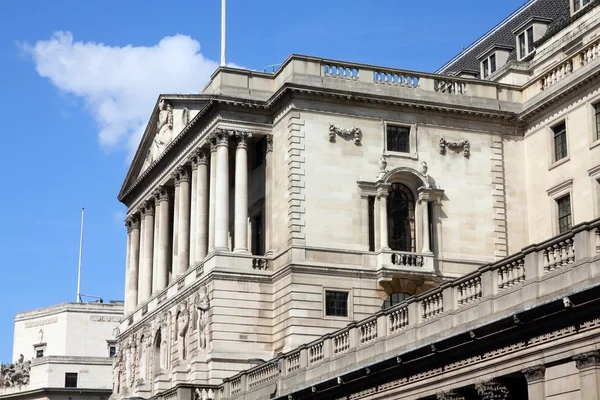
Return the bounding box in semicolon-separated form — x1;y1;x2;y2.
22;32;224;158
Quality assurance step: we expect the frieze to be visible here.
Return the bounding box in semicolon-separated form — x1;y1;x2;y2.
90;315;121;323
24;317;58;328
445;355;481;371
482;342;525;359
529;326;576;345
439;137;470;157
408;367;443;383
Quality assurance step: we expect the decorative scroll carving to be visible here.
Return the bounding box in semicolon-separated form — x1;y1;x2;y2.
125;215;140;231
177;301;190;360
90;315;122;323
196;286;210;349
439;137;470;157
25;316;58;328
574;351;600;369
522;365;545;382
329;123;362;145
475;380;510;399
252;258;268;270
214;129;231;146
0;354;31;388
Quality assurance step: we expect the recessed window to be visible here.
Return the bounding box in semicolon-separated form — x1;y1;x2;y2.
36;349;44;358
387;183;416;252
251;213;264;256
518;27;535;59
65;373;78;388
382;292;409;310
557;195;572;234
386;125;410;153
325;291;348;317
553;121;568;161
368;196;375;252
109;346;116;358
594;103;600;141
574;0;591;13
482;54;497;78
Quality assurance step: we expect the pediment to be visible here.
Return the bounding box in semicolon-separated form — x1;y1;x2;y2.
118;95;210;204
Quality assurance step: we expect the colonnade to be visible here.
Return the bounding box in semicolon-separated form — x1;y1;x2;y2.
123;129;272;313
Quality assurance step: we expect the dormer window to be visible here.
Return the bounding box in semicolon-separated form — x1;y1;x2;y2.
573;0;591;13
482;54;496;78
513;17;552;61
478;45;512;79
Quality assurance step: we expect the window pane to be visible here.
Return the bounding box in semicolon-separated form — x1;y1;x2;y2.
490;54;496;73
583;0;590;6
325;291;348;317
387;183;415;252
109;346;116;358
557;195;572;233
368;196;375;252
382;292;409;310
527;28;534;53
65;373;78;388
595;103;600;141
519;33;526;58
553;122;568;161
574;0;581;11
386;126;410;153
36;350;44;358
483;59;489;78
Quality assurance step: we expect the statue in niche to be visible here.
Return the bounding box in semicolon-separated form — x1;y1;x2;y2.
112;344;122;393
196;286;210;350
113;326;120;339
38;329;44;343
159;313;169;370
152;99;174;162
177;301;190;361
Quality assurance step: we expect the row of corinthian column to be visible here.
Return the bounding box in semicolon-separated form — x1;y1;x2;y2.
124;130;271;314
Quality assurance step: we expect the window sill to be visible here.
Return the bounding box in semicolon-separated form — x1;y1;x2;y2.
549;155;570;171
590;139;600;150
323;315;352;322
384;151;418;160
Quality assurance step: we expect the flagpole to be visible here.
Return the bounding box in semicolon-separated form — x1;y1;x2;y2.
220;0;226;66
76;207;85;303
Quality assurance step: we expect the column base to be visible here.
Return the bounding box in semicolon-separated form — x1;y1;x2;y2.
214;246;231;253
233;248;251;254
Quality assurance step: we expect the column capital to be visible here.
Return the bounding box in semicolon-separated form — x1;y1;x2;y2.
266;134;273;153
154;186;171;203
235;131;252;148
125;215;140;232
574;351;600;369
522;365;546;382
214;128;231;146
208;134;218;153
172;166;191;184
189;148;209;168
141;201;155;217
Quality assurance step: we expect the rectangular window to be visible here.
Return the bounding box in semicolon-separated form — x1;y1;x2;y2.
527;27;534;53
36;349;44;358
65;373;78;388
325;291;348;317
386;125;410;153
594;103;600;141
557;195;572;233
575;0;591;12
109;346;116;358
490;54;496;74
252;137;266;169
519;32;526;59
553;121;568;161
251;213;264;256
368;196;375;252
482;59;489;78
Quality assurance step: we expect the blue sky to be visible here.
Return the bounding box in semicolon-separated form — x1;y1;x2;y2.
0;0;526;362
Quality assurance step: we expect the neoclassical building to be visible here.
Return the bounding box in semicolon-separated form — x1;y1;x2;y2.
114;0;600;399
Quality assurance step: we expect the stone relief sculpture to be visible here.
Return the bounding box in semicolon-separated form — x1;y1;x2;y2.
38;329;44;343
138;330;148;383
112;344;122;394
196;286;210;350
177;301;190;361
329;123;362;145
113;326;120;339
159;312;169;370
439;137;470;158
125;335;136;387
182;107;190;127
143;99;174;171
377;155;388;180
0;354;31;388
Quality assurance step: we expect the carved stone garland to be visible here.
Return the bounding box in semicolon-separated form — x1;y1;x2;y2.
329;123;362;145
439;137;470;158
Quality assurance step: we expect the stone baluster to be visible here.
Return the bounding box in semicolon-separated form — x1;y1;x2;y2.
214;129;231;251
234;131;252;253
522;365;546;400
155;186;171;291
208;136;217;253
125;215;141;313
176;166;191;275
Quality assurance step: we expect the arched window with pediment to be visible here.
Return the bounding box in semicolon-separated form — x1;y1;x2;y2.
387;183;415;252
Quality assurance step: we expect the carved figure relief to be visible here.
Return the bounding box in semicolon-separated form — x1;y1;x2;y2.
177;301;190;361
112;344;122;393
0;354;31;388
329;123;362;145
125;335;136;387
196;286;210;350
439;137;470;158
159;313;169;370
138;331;148;383
142;99;174;171
38;329;44;343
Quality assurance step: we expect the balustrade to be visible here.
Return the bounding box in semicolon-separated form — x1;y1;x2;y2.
541;238;575;273
457;276;481;306
230;377;241;396
498;258;525;290
434;79;467;94
389;306;409;332
324;64;359;80
286;352;300;374
252;258;268;270
308;342;324;365
333;331;350;355
391;252;423;267
539;60;573;90
422;292;443;319
373;71;420;88
358;320;378;345
581;40;600;66
247;362;280;389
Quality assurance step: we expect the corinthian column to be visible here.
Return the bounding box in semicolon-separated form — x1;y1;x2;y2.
155;186;170;291
189;157;198;264
234;131;252;253
208;137;217;253
125;215;141;313
176;166;191;276
265;135;273;255
139;201;155;302
214;129;230;251
193;148;209;260
152;195;160;294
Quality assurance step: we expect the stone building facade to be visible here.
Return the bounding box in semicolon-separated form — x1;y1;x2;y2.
115;0;600;399
0;301;123;400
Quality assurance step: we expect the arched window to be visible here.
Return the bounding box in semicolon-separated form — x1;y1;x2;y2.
382;292;409;310
387;183;415;252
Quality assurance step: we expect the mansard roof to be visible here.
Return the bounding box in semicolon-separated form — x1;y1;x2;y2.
437;0;571;77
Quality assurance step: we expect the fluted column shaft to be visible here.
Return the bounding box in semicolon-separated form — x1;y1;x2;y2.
176;166;191;276
139;202;155;302
172;182;180;270
208;138;217;252
234;131;251;253
156;187;171;291
125;216;141;313
214;130;230;251
152;196;160;294
189;161;198;264
124;220;132;312
194;149;209;260
265;135;273;255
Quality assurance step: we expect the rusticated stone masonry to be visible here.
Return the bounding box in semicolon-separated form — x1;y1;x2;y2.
287;112;306;246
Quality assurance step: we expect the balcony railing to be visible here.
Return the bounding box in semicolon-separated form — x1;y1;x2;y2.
219;219;600;400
